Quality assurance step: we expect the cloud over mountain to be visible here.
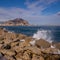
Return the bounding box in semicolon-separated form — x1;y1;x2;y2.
0;0;60;25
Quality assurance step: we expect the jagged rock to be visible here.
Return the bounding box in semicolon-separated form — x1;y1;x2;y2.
19;41;31;48
32;54;44;60
4;55;15;60
3;44;11;50
23;46;41;55
0;28;5;35
12;38;20;42
23;51;30;60
0;49;7;55
45;55;60;60
0;40;4;44
0;57;7;60
42;48;60;54
0;28;60;60
55;43;60;50
4;33;17;40
32;57;38;60
15;53;23;60
0;44;3;48
18;34;26;39
12;45;23;53
0;49;16;56
25;37;32;44
39;56;44;60
5;50;16;56
11;42;19;47
35;39;51;48
3;39;12;44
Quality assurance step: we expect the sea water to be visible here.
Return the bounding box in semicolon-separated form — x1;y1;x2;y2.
0;26;60;42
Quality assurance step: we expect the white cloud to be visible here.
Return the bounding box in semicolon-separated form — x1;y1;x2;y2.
57;12;60;16
0;0;60;25
0;7;60;25
25;0;58;12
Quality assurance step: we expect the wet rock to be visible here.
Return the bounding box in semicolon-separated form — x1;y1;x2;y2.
35;39;51;48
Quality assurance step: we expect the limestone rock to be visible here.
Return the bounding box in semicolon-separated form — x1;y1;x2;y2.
18;34;26;39
12;46;23;53
23;51;30;60
5;50;16;56
11;42;19;47
39;56;44;60
23;46;41;55
15;53;23;60
3;39;12;44
55;43;60;50
4;55;15;60
35;39;51;48
42;48;60;54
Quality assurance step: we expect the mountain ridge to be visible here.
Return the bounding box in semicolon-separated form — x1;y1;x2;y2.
0;18;30;26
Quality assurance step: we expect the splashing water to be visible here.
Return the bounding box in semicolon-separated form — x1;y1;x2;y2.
33;30;53;43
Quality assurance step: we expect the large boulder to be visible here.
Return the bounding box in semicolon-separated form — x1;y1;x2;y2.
4;33;17;40
18;34;26;39
4;55;15;60
35;39;51;48
54;43;60;50
23;46;41;55
42;48;60;54
0;49;16;56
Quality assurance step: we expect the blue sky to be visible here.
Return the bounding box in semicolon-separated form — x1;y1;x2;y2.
0;0;60;25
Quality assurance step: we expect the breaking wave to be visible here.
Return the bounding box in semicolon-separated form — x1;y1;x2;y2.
33;29;53;43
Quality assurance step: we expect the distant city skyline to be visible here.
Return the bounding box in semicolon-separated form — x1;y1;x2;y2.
0;0;60;25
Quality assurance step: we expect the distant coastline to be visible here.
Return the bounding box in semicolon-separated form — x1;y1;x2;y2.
0;18;31;26
0;18;60;26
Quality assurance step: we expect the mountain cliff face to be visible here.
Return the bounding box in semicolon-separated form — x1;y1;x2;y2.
0;18;30;26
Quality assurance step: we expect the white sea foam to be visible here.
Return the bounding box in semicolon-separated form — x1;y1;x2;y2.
50;45;55;48
20;39;25;42
29;40;36;45
33;30;53;43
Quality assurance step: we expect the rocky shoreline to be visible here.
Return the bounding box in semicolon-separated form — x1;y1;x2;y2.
0;28;60;60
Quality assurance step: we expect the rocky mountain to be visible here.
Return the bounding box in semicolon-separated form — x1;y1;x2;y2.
0;18;30;26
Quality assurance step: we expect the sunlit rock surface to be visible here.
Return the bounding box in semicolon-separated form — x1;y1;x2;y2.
0;28;60;60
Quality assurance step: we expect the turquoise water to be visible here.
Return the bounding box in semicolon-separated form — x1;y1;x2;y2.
0;26;60;42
